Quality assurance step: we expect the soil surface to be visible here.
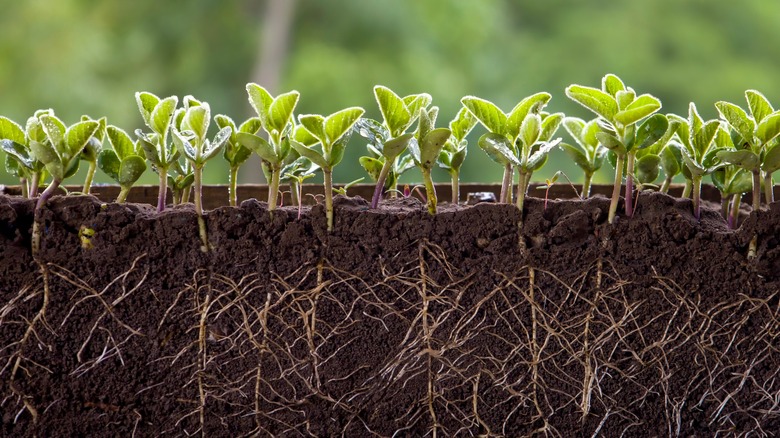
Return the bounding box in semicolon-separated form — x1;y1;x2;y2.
1;191;779;437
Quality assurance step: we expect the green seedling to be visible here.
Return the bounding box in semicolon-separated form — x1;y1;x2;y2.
171;96;231;252
291;106;365;231
438;107;478;204
78;115;106;195
215;114;262;206
134;92;180;212
658;140;684;194
332;177;364;196
282;156;319;219
407;106;452;214
536;171;579;210
97;125;147;203
462;93;563;212
715;90;780;210
237;83;300;212
167;159;194;205
566;74;666;223
559;117;607;197
356;86;431;208
710;125;752;228
0;113;47;198
668;103;724;220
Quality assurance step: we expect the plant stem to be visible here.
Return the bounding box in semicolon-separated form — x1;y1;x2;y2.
516;170;531;213
625;153;635;217
229;166;239;207
117;186;131;203
157;168;168;212
30;171;40;198
728;193;741;229
194;165;208;252
608;154;625;224
692;175;702;220
182;185;191;204
268;166;280;211
500;163;513;204
371;161;393;209
681;179;692;198
422;168;437;215
582;172;592;198
660;175;672;194
296;181;304;220
721;194;730;220
20;177;28;199
32;179;61;256
451;170;460;205
324;167;334;231
83;161;96;195
763;170;774;205
290;180;300;210
752;169;761;211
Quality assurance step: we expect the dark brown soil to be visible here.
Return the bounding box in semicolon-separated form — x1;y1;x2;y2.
1;191;779;437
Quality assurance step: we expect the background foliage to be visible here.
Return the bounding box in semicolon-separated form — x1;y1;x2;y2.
2;0;779;186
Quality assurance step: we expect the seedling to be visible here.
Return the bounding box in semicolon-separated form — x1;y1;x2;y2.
658;140;684;194
167;159;194;205
462;93;563;212
134;92;180;212
715;90;780;210
356;86;431;208
667;103;724;220
171;96;231;252
215;114;262;206
97;125;147;203
710;125;753;228
0;114;46;198
291;106;365;231
78;116;107;195
407;106;452;214
559;117;607;197
537;171;579;210
283;156;319;219
438;107;478;204
566;74;667;223
237;83;300;212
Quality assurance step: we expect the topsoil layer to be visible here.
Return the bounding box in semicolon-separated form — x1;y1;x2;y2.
1;191;779;437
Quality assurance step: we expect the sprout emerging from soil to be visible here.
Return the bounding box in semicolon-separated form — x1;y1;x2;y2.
668;103;724;220
214;115;262;207
438;108;477;204
715;90;780;210
566;74;666;223
462;93;563;212
291;106;365;231
559;117;607;197
282;156;319;219
0;114;48;198
97;125;147;203
407;106;452;215
356;86;431;208
134;92;180;212
171;96;231;252
238;84;300;212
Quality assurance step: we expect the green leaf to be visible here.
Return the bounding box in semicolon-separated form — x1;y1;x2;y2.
477;132;520;166
403;93;432;123
563;117;585;145
374;86;411;137
106;125;135;159
63;159;80;179
236;132;278;164
1;139;33;168
30;141;63;180
239;117;262;135
636;154;661;184
359;156;384;181
289;140;328;169
267;91;300;134
716;101;755;146
506;92;551;139
717;149;760;170
681;148;707;176
527;139;561;170
449;107;477;142
615;89;636;110
565;85;618;121
151;96;178;137
560;142;592;172
461;96;507;135
762;143;780;172
66;121;100;158
183;104;209;140
383;133;414;160
746;90;773;124
40;114;66;148
97;149;121;181
661;142;682;177
202;127;231;162
635;114;669;151
756;111;780;145
692;120;720;158
135;92;160;127
726;168;753;194
294;124;320;146
328;133;351;167
246;83;274;123
540;113;564;141
602;74;625;97
419;128;452;168
118;155;146;186
298;114;327;143
596;131;626;154
519;114;541;147
0;116;25;144
325;107;364;145
614;94;661;126
172;130;197;162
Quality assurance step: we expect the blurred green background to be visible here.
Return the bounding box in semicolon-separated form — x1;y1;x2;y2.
1;0;779;186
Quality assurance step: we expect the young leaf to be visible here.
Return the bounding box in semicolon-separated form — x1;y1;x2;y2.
403;93;432;124
183;104;209;140
613;94;661;126
560;142;592;171
298;114;327;143
746;90;773;124
236;132;278;164
716;149;760;170
40;115;66;148
325;107;365;145
519;114;541;147
419;128;452;168
506;92;551;139
30;141;63;180
106;126;134;159
172;130;197;162
478;133;520;166
383;133;414;160
756;111;780;145
135;92;160;127
0;117;25;144
151;96;178;137
565;85;618;121
540;113;564;141
359;156;384;181
602;74;626;97
118;155;147;186
97;149;121;181
596;132;626;154
203;127;232;161
374;86;411;136
66;121;100;157
289;140;328;168
267;91;300;134
634;114;669;150
246;83;274;122
715;101;755;145
636;154;661;183
461;96;507;134
450;107;477;142
762;143;780;172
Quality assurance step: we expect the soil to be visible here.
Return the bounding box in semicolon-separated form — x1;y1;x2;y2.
1;191;779;437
